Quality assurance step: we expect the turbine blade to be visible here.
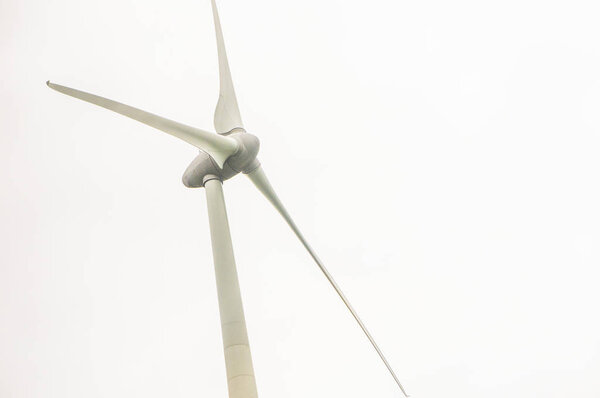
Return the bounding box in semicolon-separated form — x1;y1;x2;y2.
211;0;244;134
46;81;238;168
246;165;409;397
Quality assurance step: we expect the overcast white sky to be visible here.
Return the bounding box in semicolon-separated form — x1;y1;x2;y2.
2;0;600;397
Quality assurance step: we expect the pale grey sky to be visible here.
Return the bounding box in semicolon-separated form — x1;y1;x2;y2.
1;0;600;397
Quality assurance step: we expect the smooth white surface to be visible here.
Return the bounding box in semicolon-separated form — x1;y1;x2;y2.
211;0;244;134
46;81;239;168
2;1;600;398
205;178;258;398
247;165;408;396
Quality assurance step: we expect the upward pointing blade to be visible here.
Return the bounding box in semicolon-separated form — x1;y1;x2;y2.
211;0;244;134
46;81;239;168
246;166;410;397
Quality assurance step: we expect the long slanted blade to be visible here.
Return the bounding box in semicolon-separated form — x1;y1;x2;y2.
246;165;409;397
211;0;244;134
46;81;238;167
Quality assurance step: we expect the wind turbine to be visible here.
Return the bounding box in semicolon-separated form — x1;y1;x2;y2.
47;1;408;397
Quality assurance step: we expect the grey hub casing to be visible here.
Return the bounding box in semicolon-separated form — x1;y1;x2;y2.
182;131;260;187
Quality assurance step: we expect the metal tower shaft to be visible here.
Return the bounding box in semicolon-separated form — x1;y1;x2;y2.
204;176;258;398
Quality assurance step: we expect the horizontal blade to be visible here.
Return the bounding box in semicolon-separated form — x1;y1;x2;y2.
46;81;239;167
246;165;409;397
211;0;244;134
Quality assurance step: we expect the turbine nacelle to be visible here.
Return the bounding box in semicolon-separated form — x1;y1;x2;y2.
182;131;260;188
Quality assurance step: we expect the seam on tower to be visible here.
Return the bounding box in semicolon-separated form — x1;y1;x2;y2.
227;374;255;382
224;343;250;350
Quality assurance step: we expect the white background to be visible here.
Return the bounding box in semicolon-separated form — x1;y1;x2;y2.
1;0;600;397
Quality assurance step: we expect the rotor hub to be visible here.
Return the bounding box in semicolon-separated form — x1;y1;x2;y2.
182;132;260;188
